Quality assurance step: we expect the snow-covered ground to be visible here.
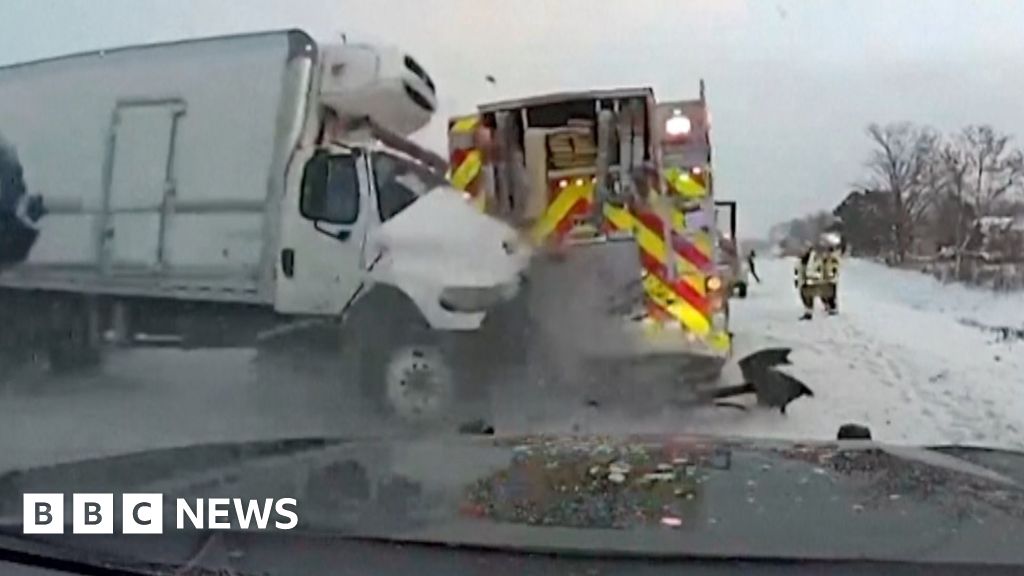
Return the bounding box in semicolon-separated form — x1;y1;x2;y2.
2;257;1023;474
640;257;1024;450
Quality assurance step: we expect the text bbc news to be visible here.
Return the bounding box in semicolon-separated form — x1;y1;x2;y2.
23;494;298;534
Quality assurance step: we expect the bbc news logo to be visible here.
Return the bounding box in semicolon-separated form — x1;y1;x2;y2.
23;494;298;534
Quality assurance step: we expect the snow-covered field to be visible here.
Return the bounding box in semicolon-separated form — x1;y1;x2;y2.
652;257;1024;450
2;257;1023;474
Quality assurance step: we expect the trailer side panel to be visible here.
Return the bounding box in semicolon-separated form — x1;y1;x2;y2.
0;31;312;303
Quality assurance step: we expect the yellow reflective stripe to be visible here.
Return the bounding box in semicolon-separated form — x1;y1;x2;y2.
603;204;705;284
665;168;707;199
692;231;713;259
603;204;664;263
450;150;483;191
642;272;711;335
451;116;480;134
708;331;731;351
670;209;686;231
530;182;593;244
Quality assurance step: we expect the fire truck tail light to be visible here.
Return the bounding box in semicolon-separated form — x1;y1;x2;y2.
706;276;723;292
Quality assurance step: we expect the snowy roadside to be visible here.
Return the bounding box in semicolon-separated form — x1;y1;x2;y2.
858;260;1024;329
663;257;1024;451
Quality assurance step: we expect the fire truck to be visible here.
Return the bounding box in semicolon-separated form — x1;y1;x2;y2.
448;85;732;386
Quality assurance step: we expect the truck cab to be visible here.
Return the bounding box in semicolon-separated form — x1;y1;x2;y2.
273;41;528;331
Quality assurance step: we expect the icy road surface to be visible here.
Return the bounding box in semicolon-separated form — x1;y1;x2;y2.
2;257;1023;473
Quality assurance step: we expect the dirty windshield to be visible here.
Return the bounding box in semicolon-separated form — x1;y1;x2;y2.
2;1;1024;573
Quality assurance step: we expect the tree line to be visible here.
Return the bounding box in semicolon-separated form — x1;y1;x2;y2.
775;123;1024;263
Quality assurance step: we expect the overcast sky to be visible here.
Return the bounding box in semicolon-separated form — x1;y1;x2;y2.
3;0;1023;235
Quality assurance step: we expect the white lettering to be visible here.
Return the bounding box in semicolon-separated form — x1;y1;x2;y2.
176;499;203;529
208;498;231;529
232;498;273;530
123;494;163;535
274;498;298;530
72;494;113;534
26;494;299;534
23;494;63;534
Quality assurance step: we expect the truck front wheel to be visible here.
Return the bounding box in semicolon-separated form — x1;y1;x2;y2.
378;340;455;422
343;289;461;424
353;321;460;424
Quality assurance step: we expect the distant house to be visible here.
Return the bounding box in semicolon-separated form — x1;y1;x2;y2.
972;215;1024;262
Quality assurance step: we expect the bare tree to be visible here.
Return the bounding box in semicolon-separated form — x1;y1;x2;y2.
960;125;1024;218
933;138;973;273
863;123;939;261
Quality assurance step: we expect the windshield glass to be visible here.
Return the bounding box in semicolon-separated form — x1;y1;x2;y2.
2;0;1024;572
300;153;360;224
372;151;447;221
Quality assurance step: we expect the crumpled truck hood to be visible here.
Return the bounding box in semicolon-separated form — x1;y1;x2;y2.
370;187;530;289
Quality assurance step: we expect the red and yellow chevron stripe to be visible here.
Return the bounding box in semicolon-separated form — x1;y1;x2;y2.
530;178;594;245
603;203;721;342
448;115;486;211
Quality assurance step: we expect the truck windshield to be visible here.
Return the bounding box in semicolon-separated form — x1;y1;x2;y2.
371;151;447;221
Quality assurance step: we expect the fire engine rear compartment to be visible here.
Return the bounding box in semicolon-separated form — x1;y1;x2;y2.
467;89;729;385
476;88;655;224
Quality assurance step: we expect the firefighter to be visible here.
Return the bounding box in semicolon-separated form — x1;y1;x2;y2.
793;235;842;320
747;250;761;284
793;244;823;320
819;233;842;315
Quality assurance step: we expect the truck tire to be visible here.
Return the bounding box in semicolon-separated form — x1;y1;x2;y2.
354;320;457;424
343;289;463;425
735;282;748;299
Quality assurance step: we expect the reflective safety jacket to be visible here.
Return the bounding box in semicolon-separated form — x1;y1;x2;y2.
822;250;840;283
795;249;840;287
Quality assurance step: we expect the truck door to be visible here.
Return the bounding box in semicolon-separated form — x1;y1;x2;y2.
714;201;737;245
275;148;370;315
101;100;185;272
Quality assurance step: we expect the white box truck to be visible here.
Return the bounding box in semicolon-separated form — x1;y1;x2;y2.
0;30;529;420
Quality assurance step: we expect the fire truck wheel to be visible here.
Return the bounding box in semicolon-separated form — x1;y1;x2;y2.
735;282;748;299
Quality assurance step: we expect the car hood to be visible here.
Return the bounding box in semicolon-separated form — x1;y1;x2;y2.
1;436;1023;566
